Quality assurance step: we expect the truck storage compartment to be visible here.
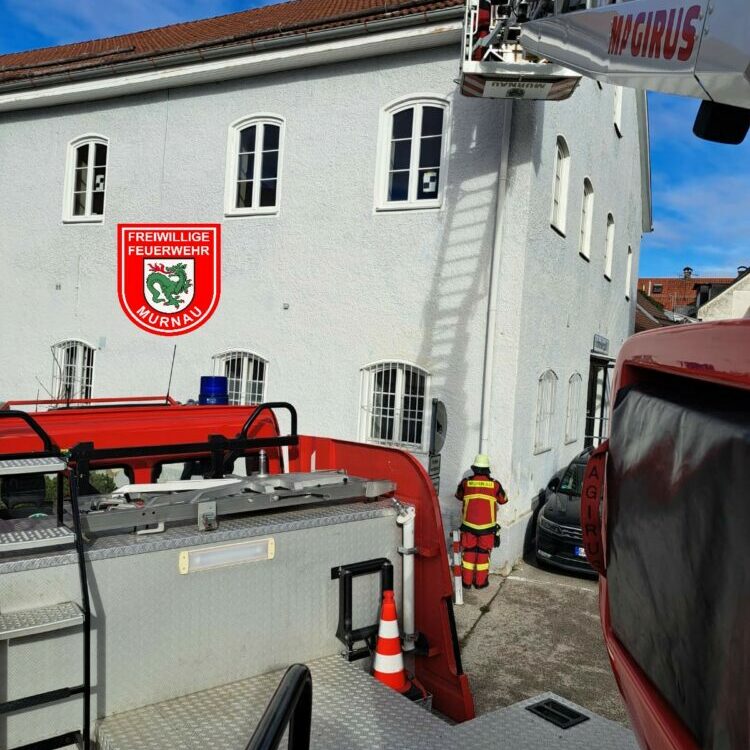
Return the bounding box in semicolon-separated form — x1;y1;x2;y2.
606;382;750;750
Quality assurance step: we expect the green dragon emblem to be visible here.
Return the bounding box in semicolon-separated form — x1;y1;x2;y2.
146;262;193;309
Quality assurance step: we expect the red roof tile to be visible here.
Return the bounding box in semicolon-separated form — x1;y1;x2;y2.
0;0;463;86
637;276;733;311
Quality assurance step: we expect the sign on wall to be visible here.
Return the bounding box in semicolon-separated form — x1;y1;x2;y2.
118;224;221;336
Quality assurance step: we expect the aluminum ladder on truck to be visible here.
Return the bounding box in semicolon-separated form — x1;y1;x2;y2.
0;411;92;750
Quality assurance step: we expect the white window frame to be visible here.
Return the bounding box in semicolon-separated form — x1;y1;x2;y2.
613;86;624;138
564;373;583;444
550;136;570;235
224;114;284;217
212;350;268;405
51;339;95;400
375;95;450;212
578;178;594;260
534;369;558;454
359;361;430;450
625;245;633;300
604;213;615;280
62;134;109;223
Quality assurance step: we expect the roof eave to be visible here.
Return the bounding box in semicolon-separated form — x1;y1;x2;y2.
0;8;463;112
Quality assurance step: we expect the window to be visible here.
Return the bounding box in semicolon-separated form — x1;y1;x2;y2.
63;136;108;222
534;370;558;454
564;373;582;443
225;116;283;215
51;340;95;400
613;86;623;137
625;245;633;300
604;213;615;280
212;350;267;405
652;284;663;294
550;136;570;235
360;362;429;448
578;178;594;259
377;97;448;210
585;358;613;448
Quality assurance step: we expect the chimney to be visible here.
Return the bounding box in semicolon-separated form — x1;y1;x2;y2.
738;265;748;277
683;266;693;279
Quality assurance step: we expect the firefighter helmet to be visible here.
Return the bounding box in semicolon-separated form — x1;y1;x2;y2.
472;454;490;469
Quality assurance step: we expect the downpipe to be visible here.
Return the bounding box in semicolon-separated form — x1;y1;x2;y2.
394;500;417;651
479;101;514;454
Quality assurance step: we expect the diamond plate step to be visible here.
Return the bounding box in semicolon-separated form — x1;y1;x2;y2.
0;523;75;552
0;457;67;475
0;601;83;640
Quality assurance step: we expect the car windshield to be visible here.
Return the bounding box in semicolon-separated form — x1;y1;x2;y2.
559;463;585;495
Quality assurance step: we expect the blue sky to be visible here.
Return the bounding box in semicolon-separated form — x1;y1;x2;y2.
1;1;747;279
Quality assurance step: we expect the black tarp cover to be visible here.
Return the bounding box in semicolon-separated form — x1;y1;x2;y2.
607;385;749;750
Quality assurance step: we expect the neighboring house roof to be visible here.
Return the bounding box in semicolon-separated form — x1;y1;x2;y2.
0;0;463;87
638;276;733;311
697;267;750;320
635;290;682;332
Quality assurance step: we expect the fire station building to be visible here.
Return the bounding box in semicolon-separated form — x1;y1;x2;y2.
0;0;651;569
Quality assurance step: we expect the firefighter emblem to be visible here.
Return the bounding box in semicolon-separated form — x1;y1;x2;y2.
118;224;221;336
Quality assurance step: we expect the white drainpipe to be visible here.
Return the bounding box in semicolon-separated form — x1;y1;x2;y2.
480;101;514;454
395;501;417;651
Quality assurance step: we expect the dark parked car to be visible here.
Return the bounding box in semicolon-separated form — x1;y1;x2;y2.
535;448;595;575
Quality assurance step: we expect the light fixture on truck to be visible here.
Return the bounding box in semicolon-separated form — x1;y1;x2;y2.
178;537;275;574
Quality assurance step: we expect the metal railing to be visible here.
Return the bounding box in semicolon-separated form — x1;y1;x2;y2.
245;664;312;750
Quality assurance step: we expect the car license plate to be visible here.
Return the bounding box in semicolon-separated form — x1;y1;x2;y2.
575;546;586;558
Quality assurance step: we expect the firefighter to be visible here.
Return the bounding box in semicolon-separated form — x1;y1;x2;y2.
455;454;507;589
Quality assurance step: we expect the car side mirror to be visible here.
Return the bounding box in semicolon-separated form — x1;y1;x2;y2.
547;477;560;492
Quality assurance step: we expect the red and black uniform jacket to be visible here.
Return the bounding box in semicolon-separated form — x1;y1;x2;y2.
455;471;507;535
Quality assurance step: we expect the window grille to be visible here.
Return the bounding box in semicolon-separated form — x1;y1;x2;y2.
213;351;267;405
534;370;558;453
360;362;428;448
51;340;95;400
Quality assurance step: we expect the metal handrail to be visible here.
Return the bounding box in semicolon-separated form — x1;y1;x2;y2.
0;409;58;454
239;402;298;441
245;664;312;750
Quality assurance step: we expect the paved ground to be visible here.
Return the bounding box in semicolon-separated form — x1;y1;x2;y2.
456;561;630;725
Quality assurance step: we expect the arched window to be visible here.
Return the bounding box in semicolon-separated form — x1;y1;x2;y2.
565;373;583;443
534;369;558;453
604;213;615;280
578;178;594;259
360;361;429;448
551;136;570;234
63;135;108;222
51;340;95;400
376;96;449;210
613;86;623;137
625;245;633;300
212;350;267;405
225;115;283;215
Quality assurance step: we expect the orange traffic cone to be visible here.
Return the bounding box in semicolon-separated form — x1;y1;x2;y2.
372;590;426;701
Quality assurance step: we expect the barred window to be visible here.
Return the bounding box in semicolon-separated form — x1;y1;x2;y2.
360;362;429;448
565;373;583;444
213;350;267;405
64;136;108;222
534;369;558;453
51;340;95;401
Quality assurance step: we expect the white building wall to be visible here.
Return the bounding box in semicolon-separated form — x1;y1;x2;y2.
0;44;645;563
698;275;750;320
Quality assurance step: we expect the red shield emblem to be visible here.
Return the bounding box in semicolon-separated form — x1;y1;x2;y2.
118;224;221;336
